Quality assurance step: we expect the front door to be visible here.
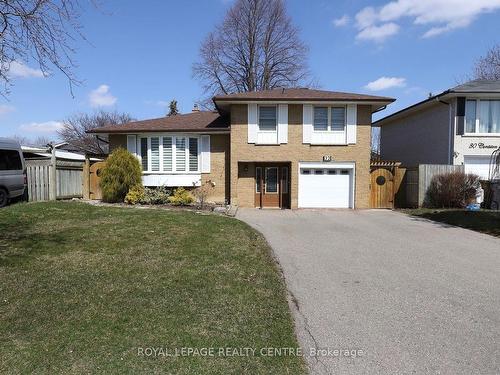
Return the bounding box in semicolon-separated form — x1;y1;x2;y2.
255;164;290;208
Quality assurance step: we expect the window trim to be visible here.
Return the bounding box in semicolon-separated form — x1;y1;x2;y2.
464;98;500;136
312;105;346;133
137;134;201;174
258;105;278;133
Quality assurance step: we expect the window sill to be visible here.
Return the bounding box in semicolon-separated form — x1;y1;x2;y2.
306;142;349;146
462;133;500;138
142;171;201;175
312;130;346;134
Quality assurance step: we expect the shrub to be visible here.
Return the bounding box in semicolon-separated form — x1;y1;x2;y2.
425;171;480;208
124;185;144;205
192;181;215;209
167;187;194;206
140;187;171;205
100;148;143;203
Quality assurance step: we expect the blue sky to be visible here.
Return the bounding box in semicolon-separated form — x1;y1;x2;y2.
1;0;500;141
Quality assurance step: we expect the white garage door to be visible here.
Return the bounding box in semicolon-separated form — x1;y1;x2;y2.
464;156;491;180
298;163;354;208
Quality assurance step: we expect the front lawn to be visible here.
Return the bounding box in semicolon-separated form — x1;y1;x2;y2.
402;208;500;238
0;202;305;374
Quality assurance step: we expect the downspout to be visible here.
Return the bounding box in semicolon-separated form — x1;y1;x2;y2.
436;97;453;165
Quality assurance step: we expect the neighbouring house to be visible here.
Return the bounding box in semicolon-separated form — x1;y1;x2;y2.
21;144;101;162
376;80;500;180
89;88;394;209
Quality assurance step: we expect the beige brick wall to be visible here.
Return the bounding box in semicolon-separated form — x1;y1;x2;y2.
230;104;372;209
202;134;230;204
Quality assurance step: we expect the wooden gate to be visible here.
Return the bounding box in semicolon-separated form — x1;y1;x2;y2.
89;161;106;200
370;161;402;209
370;168;394;208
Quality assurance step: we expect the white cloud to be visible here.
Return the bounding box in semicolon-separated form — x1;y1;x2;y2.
356;23;400;42
89;84;117;107
354;0;500;41
8;61;45;78
0;104;15;115
332;15;350;27
19;121;64;134
365;76;407;91
355;6;378;29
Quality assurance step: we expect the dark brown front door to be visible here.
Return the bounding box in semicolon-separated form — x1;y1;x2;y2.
255;164;290;208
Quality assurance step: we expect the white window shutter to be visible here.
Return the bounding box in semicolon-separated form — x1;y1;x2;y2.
248;104;258;143
127;135;137;155
201;135;211;173
346;104;357;144
278;104;288;144
302;104;313;144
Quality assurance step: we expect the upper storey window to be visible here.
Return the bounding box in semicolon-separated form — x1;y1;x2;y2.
465;99;500;134
313;106;345;132
258;106;277;131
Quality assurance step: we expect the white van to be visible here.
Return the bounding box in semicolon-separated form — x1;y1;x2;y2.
0;138;26;207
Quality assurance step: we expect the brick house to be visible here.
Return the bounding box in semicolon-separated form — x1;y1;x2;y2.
90;88;394;209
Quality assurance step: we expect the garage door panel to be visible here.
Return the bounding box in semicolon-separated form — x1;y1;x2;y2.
298;167;353;208
464;156;491;180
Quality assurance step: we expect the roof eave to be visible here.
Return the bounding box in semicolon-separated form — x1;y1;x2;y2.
213;97;395;103
373;89;453;126
88;128;230;134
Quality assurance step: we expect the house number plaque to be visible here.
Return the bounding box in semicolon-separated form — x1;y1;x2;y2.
323;155;333;162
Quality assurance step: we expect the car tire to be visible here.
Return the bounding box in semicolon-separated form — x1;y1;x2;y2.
0;188;8;208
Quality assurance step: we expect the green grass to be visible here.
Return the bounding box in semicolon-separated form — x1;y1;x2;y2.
401;208;500;238
0;202;305;374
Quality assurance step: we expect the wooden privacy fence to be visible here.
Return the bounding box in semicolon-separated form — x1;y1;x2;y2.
394;164;465;208
26;159;51;202
56;161;84;199
26;159;84;202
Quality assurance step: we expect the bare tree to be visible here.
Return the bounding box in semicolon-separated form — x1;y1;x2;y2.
58;111;132;155
193;0;309;98
8;134;52;146
0;0;87;95
474;44;500;80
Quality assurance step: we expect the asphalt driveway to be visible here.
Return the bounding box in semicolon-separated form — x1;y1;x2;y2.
237;209;500;375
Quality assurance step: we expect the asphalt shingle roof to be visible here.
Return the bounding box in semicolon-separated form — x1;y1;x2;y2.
89;111;228;134
451;79;500;93
213;87;395;102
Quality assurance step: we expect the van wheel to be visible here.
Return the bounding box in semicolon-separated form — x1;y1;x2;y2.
0;188;8;208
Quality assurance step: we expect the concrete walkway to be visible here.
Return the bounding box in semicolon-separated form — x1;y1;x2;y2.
237;209;500;375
